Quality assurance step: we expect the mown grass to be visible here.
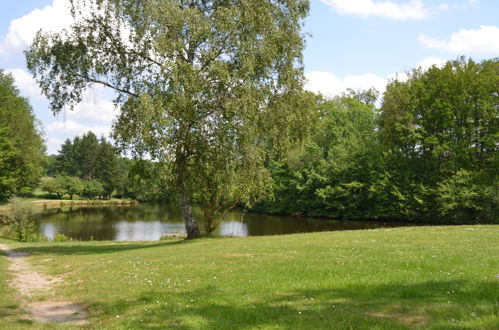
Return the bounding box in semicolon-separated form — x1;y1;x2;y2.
0;241;19;320
0;226;498;329
0;238;36;328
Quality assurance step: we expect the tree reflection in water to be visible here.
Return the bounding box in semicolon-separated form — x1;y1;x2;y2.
36;204;418;241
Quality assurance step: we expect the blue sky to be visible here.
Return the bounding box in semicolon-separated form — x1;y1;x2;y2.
1;0;498;154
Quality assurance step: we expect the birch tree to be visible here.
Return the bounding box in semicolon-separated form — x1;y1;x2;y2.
26;0;310;238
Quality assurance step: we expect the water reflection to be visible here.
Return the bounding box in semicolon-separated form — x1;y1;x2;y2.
35;204;415;241
217;221;248;237
114;221;185;241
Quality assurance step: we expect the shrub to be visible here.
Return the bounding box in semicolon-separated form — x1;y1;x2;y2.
25;233;50;242
436;170;498;223
82;179;105;199
40;176;66;198
64;176;83;200
1;197;37;241
53;233;71;242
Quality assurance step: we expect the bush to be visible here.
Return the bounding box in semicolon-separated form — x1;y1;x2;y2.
25;233;50;242
436;170;498;223
82;179;104;199
53;233;71;242
1;197;37;241
64;176;83;200
40;176;66;198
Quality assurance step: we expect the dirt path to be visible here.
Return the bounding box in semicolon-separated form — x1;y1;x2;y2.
0;244;88;325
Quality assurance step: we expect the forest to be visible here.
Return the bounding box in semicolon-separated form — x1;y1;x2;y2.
1;57;497;227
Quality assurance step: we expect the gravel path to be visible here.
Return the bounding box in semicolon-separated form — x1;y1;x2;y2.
0;244;88;325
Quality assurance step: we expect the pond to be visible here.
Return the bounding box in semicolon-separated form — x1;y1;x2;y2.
35;204;417;241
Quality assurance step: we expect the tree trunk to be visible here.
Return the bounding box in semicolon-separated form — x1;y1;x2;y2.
176;151;201;239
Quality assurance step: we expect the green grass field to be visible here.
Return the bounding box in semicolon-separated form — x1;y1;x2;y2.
0;245;25;327
1;226;498;329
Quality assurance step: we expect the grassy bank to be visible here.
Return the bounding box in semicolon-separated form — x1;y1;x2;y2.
0;199;138;215
1;226;498;329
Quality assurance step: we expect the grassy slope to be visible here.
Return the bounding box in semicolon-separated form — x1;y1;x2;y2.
1;226;498;329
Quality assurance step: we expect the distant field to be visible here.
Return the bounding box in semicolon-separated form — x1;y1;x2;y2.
1;226;498;329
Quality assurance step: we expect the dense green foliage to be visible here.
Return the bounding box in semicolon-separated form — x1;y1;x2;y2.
1;226;498;328
43;132;177;201
82;179;105;199
26;0;310;238
0;70;45;201
257;58;498;224
379;58;498;222
0;128;17;201
21;0;497;227
40;176;66;199
48;132;124;199
38;58;497;225
125;159;173;203
257;93;383;218
0;198;37;241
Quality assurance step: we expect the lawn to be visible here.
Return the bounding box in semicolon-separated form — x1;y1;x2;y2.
0;226;498;329
0;241;25;327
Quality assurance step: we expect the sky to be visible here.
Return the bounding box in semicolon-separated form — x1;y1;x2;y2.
0;0;498;154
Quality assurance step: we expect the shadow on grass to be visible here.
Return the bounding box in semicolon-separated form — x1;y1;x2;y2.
88;279;499;329
0;303;18;318
8;239;196;256
0;304;34;327
0;235;18;243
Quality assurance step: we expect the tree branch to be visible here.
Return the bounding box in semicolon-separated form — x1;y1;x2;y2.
74;72;139;97
95;19;165;69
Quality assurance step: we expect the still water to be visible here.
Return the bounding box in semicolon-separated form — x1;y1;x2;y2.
36;204;413;241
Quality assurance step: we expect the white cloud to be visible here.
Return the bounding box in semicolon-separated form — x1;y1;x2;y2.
44;88;117;152
386;57;447;82
67;99;118;124
438;0;479;11
437;3;450;10
387;72;409;82
6;68;117;135
46;137;65;155
415;57;447;70
65;86;119;124
418;25;499;54
6;68;45;100
44;100;116;153
305;71;387;98
306;57;449;98
0;0;73;58
320;0;430;20
46;120;111;138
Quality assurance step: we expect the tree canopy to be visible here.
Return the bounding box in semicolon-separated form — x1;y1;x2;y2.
380;57;498;184
0;70;45;201
26;0;310;237
257;59;498;224
51;132;123;199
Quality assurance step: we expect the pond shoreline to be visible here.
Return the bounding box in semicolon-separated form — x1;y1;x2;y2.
0;199;139;214
33;203;434;241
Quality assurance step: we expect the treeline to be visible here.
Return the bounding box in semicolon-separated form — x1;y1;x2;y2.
43;132;125;199
43;132;173;202
0;70;45;201
256;58;498;224
1;58;497;224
